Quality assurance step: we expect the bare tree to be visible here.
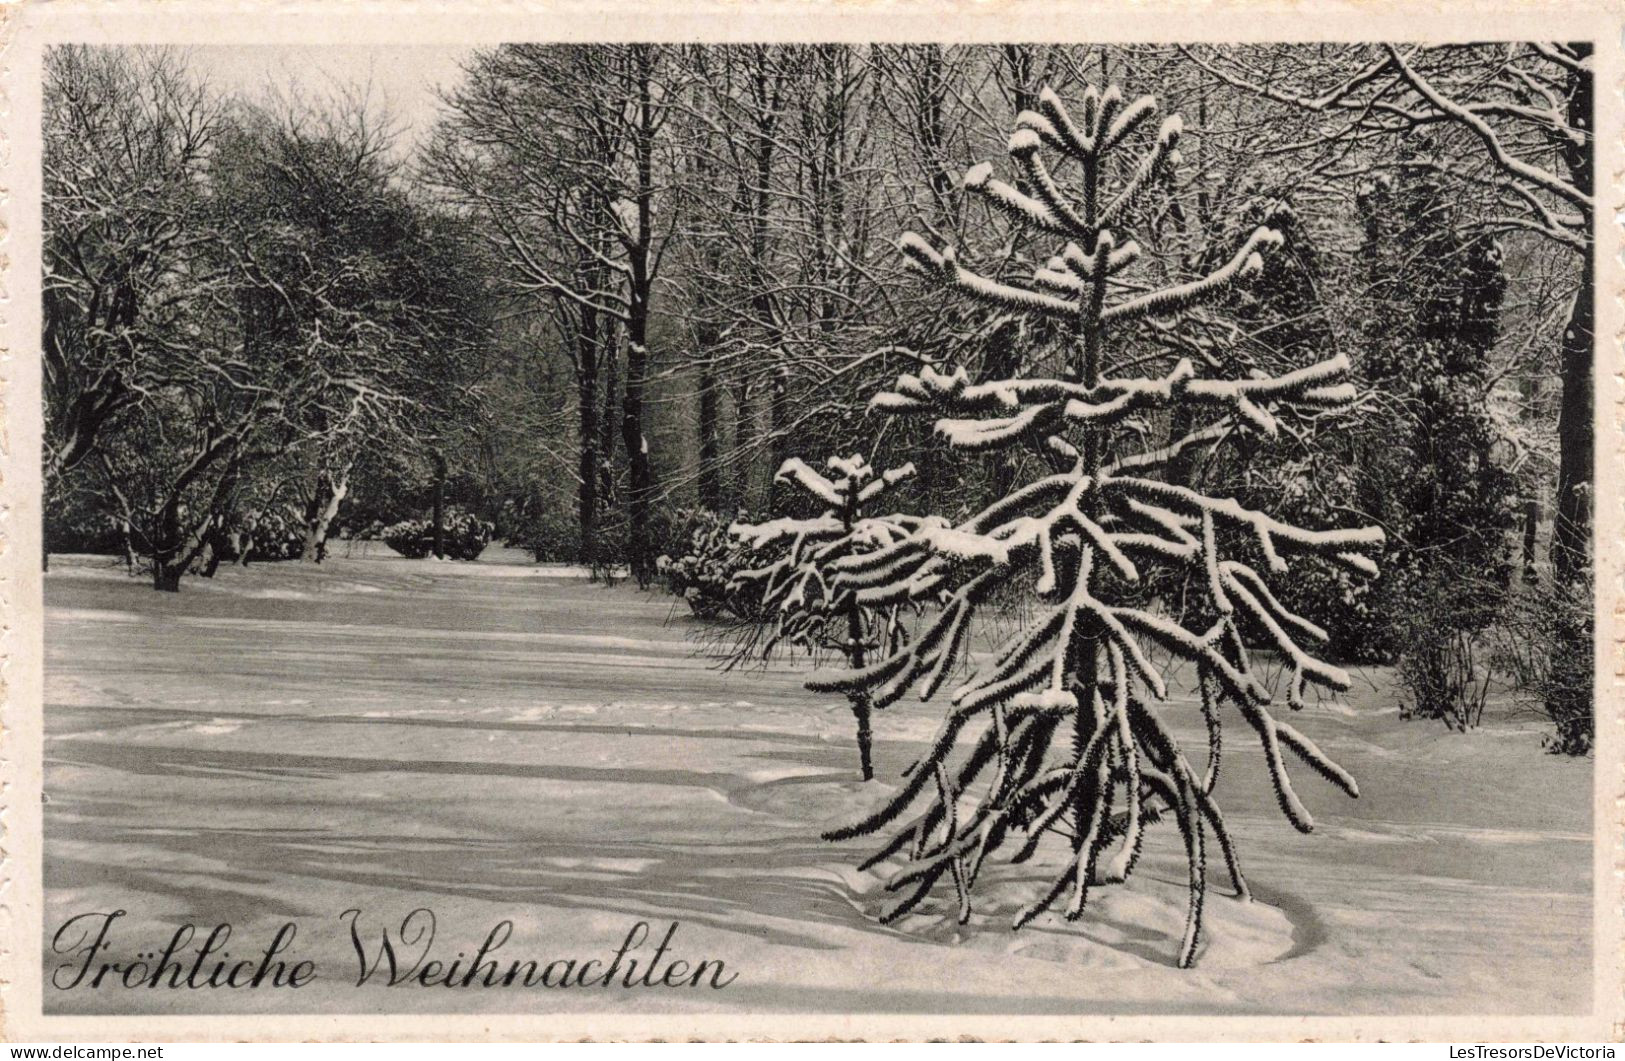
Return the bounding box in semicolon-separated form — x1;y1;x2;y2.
42;46;221;544
432;45;683;580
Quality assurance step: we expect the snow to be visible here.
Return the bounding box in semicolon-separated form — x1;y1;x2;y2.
611;197;639;236
42;552;1591;1015
1104;96;1158;147
1007;129;1042;155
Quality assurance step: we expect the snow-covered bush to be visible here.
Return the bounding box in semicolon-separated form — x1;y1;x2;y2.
44;482;130;557
246;507;308;562
1391;569;1496;730
812;82;1383;967
1493;575;1593;755
382;508;494;561
655;509;765;621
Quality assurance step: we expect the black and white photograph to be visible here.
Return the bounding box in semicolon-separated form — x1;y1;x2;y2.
6;2;1619;1042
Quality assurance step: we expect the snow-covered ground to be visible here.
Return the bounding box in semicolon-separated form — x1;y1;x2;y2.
42;549;1591;1015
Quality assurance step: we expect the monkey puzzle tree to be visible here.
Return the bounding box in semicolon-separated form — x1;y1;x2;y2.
816;82;1384;967
731;454;920;781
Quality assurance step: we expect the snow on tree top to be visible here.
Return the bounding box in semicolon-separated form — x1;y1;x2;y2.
962;161;993;188
1007;129;1042;156
827;454;868;478
774;457;844;507
898;231;946;272
1105;95;1159;147
1014;110;1060;143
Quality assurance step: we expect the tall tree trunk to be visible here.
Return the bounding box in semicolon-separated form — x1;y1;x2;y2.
1552;254;1593;585
577;316;602;564
598;327;620;518
732;377;755;509
623;327;654;586
754;185;787;485
696;338;723;512
621;46;661;590
769;367;790;475
431;450;448;560
1543;43;1595;752
749;49;786;494
1552;43;1593;586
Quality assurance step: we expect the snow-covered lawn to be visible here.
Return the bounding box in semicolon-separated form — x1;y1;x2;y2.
43;551;1591;1014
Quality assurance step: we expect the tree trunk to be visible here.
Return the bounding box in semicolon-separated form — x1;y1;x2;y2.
623;331;654;586
577;320;601;564
769;366;790;478
598;325;620;515
697;354;723;512
1552;45;1593;587
200;534;224;579
742;55;786;507
153;563;183;593
1552;255;1593;585
300;465;351;563
621;47;661;590
152;498;184;592
852;698;874;782
845;576;874;782
431;450;448;560
1522;498;1540;584
733;377;755;509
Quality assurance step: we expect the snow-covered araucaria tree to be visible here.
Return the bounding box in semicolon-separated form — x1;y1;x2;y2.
732;455;920;781
818;82;1385;967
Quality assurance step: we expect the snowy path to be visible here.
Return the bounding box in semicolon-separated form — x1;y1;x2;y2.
43;552;1591;1014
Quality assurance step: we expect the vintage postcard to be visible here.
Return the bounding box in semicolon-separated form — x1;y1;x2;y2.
1;0;1620;1042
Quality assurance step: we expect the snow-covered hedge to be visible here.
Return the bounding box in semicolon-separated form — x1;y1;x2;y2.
656;509;766;621
246;507;307;562
381;508;495;561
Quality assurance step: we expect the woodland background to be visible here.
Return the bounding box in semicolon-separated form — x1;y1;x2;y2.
42;42;1594;751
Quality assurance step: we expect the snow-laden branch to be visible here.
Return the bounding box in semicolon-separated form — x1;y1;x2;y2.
876;352;1355;445
899;233;1080;319
1103;226;1280;326
1382;44;1591;215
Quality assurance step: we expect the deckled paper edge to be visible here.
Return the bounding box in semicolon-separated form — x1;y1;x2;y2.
0;0;1617;1042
